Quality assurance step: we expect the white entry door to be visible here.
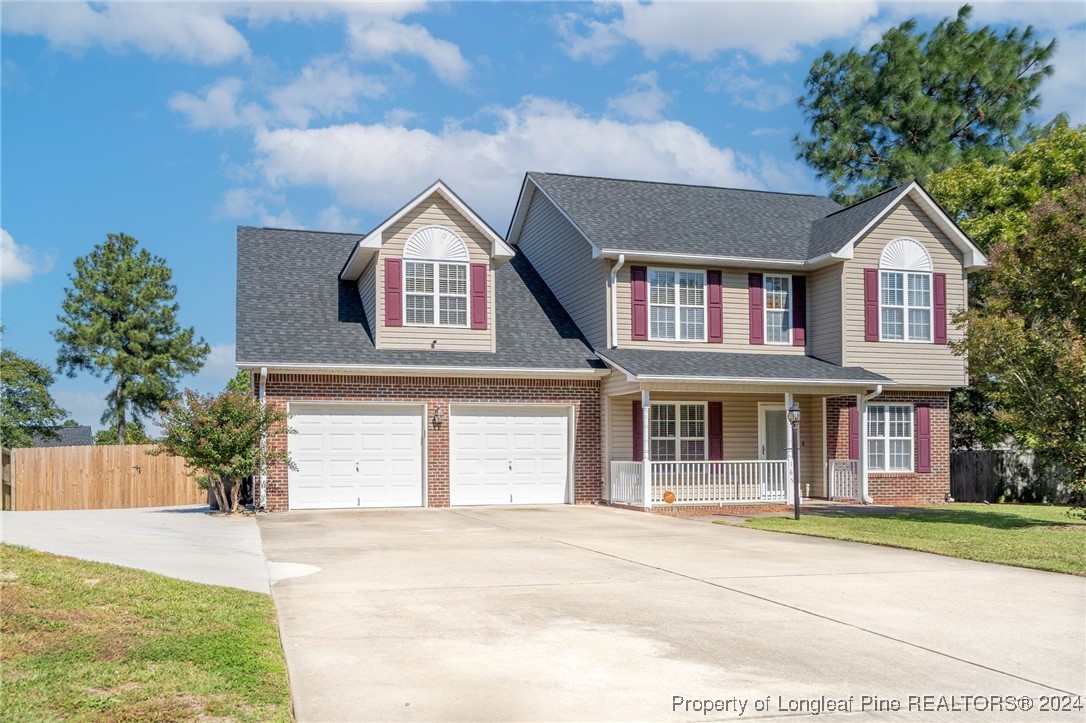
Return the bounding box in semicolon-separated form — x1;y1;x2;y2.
288;404;424;510
759;404;788;460
449;406;570;506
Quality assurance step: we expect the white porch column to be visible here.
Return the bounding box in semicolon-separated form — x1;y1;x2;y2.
784;392;795;505
857;392;870;503
641;389;652;508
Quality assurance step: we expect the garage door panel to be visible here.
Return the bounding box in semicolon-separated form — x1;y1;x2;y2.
450;407;570;506
288;405;424;510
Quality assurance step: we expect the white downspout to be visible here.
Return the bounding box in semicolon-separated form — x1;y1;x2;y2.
609;254;625;348
859;384;883;504
258;366;268;511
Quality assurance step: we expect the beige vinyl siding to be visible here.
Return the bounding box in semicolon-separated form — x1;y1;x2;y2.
605;391;827;496
842;198;968;386
358;259;377;341
615;265;808;354
516;192;608;348
808;264;843;364
375;193;495;352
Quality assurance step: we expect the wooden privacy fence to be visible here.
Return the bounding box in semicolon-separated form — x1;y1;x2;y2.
8;445;204;511
951;449;1070;504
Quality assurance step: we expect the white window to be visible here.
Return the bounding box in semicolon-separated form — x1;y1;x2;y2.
405;261;468;327
648;269;705;341
650;403;706;461
764;274;792;344
867;404;913;472
878;237;933;342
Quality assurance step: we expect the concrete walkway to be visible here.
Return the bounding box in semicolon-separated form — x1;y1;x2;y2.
260;505;1086;722
1;505;269;593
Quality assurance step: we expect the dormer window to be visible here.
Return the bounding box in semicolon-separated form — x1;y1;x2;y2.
879;238;932;342
402;225;470;328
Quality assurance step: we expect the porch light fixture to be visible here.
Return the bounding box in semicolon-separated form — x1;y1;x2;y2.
787;403;801;520
432;407;446;428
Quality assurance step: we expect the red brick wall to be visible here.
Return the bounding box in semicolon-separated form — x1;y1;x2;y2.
826;390;950;506
260;374;601;511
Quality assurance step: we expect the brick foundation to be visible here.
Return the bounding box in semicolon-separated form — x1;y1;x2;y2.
261;374;601;511
826;390;951;506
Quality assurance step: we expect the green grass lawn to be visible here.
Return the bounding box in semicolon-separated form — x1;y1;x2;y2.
739;503;1086;575
0;544;292;722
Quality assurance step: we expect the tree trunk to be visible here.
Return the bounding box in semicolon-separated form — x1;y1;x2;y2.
116;377;127;445
210;477;229;514
228;477;243;513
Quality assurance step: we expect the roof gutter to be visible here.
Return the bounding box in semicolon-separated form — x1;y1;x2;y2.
609;254;624;348
236;362;609;379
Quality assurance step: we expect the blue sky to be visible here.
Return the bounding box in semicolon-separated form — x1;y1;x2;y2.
2;1;1084;432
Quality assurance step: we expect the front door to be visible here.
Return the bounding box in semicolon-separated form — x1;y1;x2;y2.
759;405;787;460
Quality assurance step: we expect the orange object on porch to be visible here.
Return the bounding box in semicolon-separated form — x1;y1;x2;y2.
662;490;676;504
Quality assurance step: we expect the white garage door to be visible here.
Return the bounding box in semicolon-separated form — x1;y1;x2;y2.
288;405;423;510
450;406;570;506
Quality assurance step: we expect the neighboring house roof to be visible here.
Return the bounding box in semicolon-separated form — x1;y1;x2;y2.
31;425;94;447
236;226;603;374
596;349;891;386
508;173;986;270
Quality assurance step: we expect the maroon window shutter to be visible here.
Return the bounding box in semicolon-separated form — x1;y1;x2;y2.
863;268;879;341
792;275;807;347
748;273;764;345
708;402;723;460
916;403;932;473
384;258;403;327
706;270;723;343
470;263;488;330
847;401;859;460
933;272;947;344
632;400;643;461
630;266;648;341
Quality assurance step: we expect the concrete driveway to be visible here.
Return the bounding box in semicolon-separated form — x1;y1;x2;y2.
1;505;268;593
259;506;1085;722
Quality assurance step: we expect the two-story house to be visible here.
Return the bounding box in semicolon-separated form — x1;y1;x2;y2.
236;173;985;512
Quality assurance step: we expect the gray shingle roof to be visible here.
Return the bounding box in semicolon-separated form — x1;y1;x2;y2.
597;348;890;384
807;181;911;259
527;172;844;260
236;227;601;371
31;425;94;447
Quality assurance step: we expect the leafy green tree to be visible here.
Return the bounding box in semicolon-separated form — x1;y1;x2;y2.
0;347;68;448
930;124;1086;448
94;418;154;445
156;390;291;514
951;177;1086;507
53;233;209;444
928;123;1086;251
796;4;1055;203
225;370;252;396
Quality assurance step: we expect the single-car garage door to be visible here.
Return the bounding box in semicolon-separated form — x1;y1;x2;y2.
288;404;424;510
450;406;570;506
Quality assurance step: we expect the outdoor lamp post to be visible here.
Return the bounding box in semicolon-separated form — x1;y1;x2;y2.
787;403;801;520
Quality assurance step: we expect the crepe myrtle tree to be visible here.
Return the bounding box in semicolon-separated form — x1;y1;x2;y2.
156;389;292;514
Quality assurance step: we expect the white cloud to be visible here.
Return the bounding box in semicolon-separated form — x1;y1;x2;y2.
247;96;770;226
1041;26;1086;125
185;343;238;394
51;388;109;432
707;66;794;112
560;1;881;63
1;2;250;65
607;71;673;121
347;17;470;83
1;228;54;286
268;57;386;128
169;77;267;130
316;206;363;232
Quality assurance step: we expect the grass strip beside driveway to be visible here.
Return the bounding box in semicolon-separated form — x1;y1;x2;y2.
0;544;291;722
738;503;1085;575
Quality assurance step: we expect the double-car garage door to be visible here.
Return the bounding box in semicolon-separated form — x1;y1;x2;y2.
288;404;570;510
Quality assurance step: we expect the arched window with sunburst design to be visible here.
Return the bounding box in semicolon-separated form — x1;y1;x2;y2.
401;226;470;327
878;237;933;342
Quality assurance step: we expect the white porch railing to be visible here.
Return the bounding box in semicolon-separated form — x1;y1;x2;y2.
610;460;789;507
827;459;861;500
610;461;644;505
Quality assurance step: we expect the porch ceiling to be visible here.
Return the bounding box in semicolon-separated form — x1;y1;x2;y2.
597;349;891;387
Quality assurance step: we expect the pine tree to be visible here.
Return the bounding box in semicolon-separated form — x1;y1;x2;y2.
795;5;1055;203
53;233;209;444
